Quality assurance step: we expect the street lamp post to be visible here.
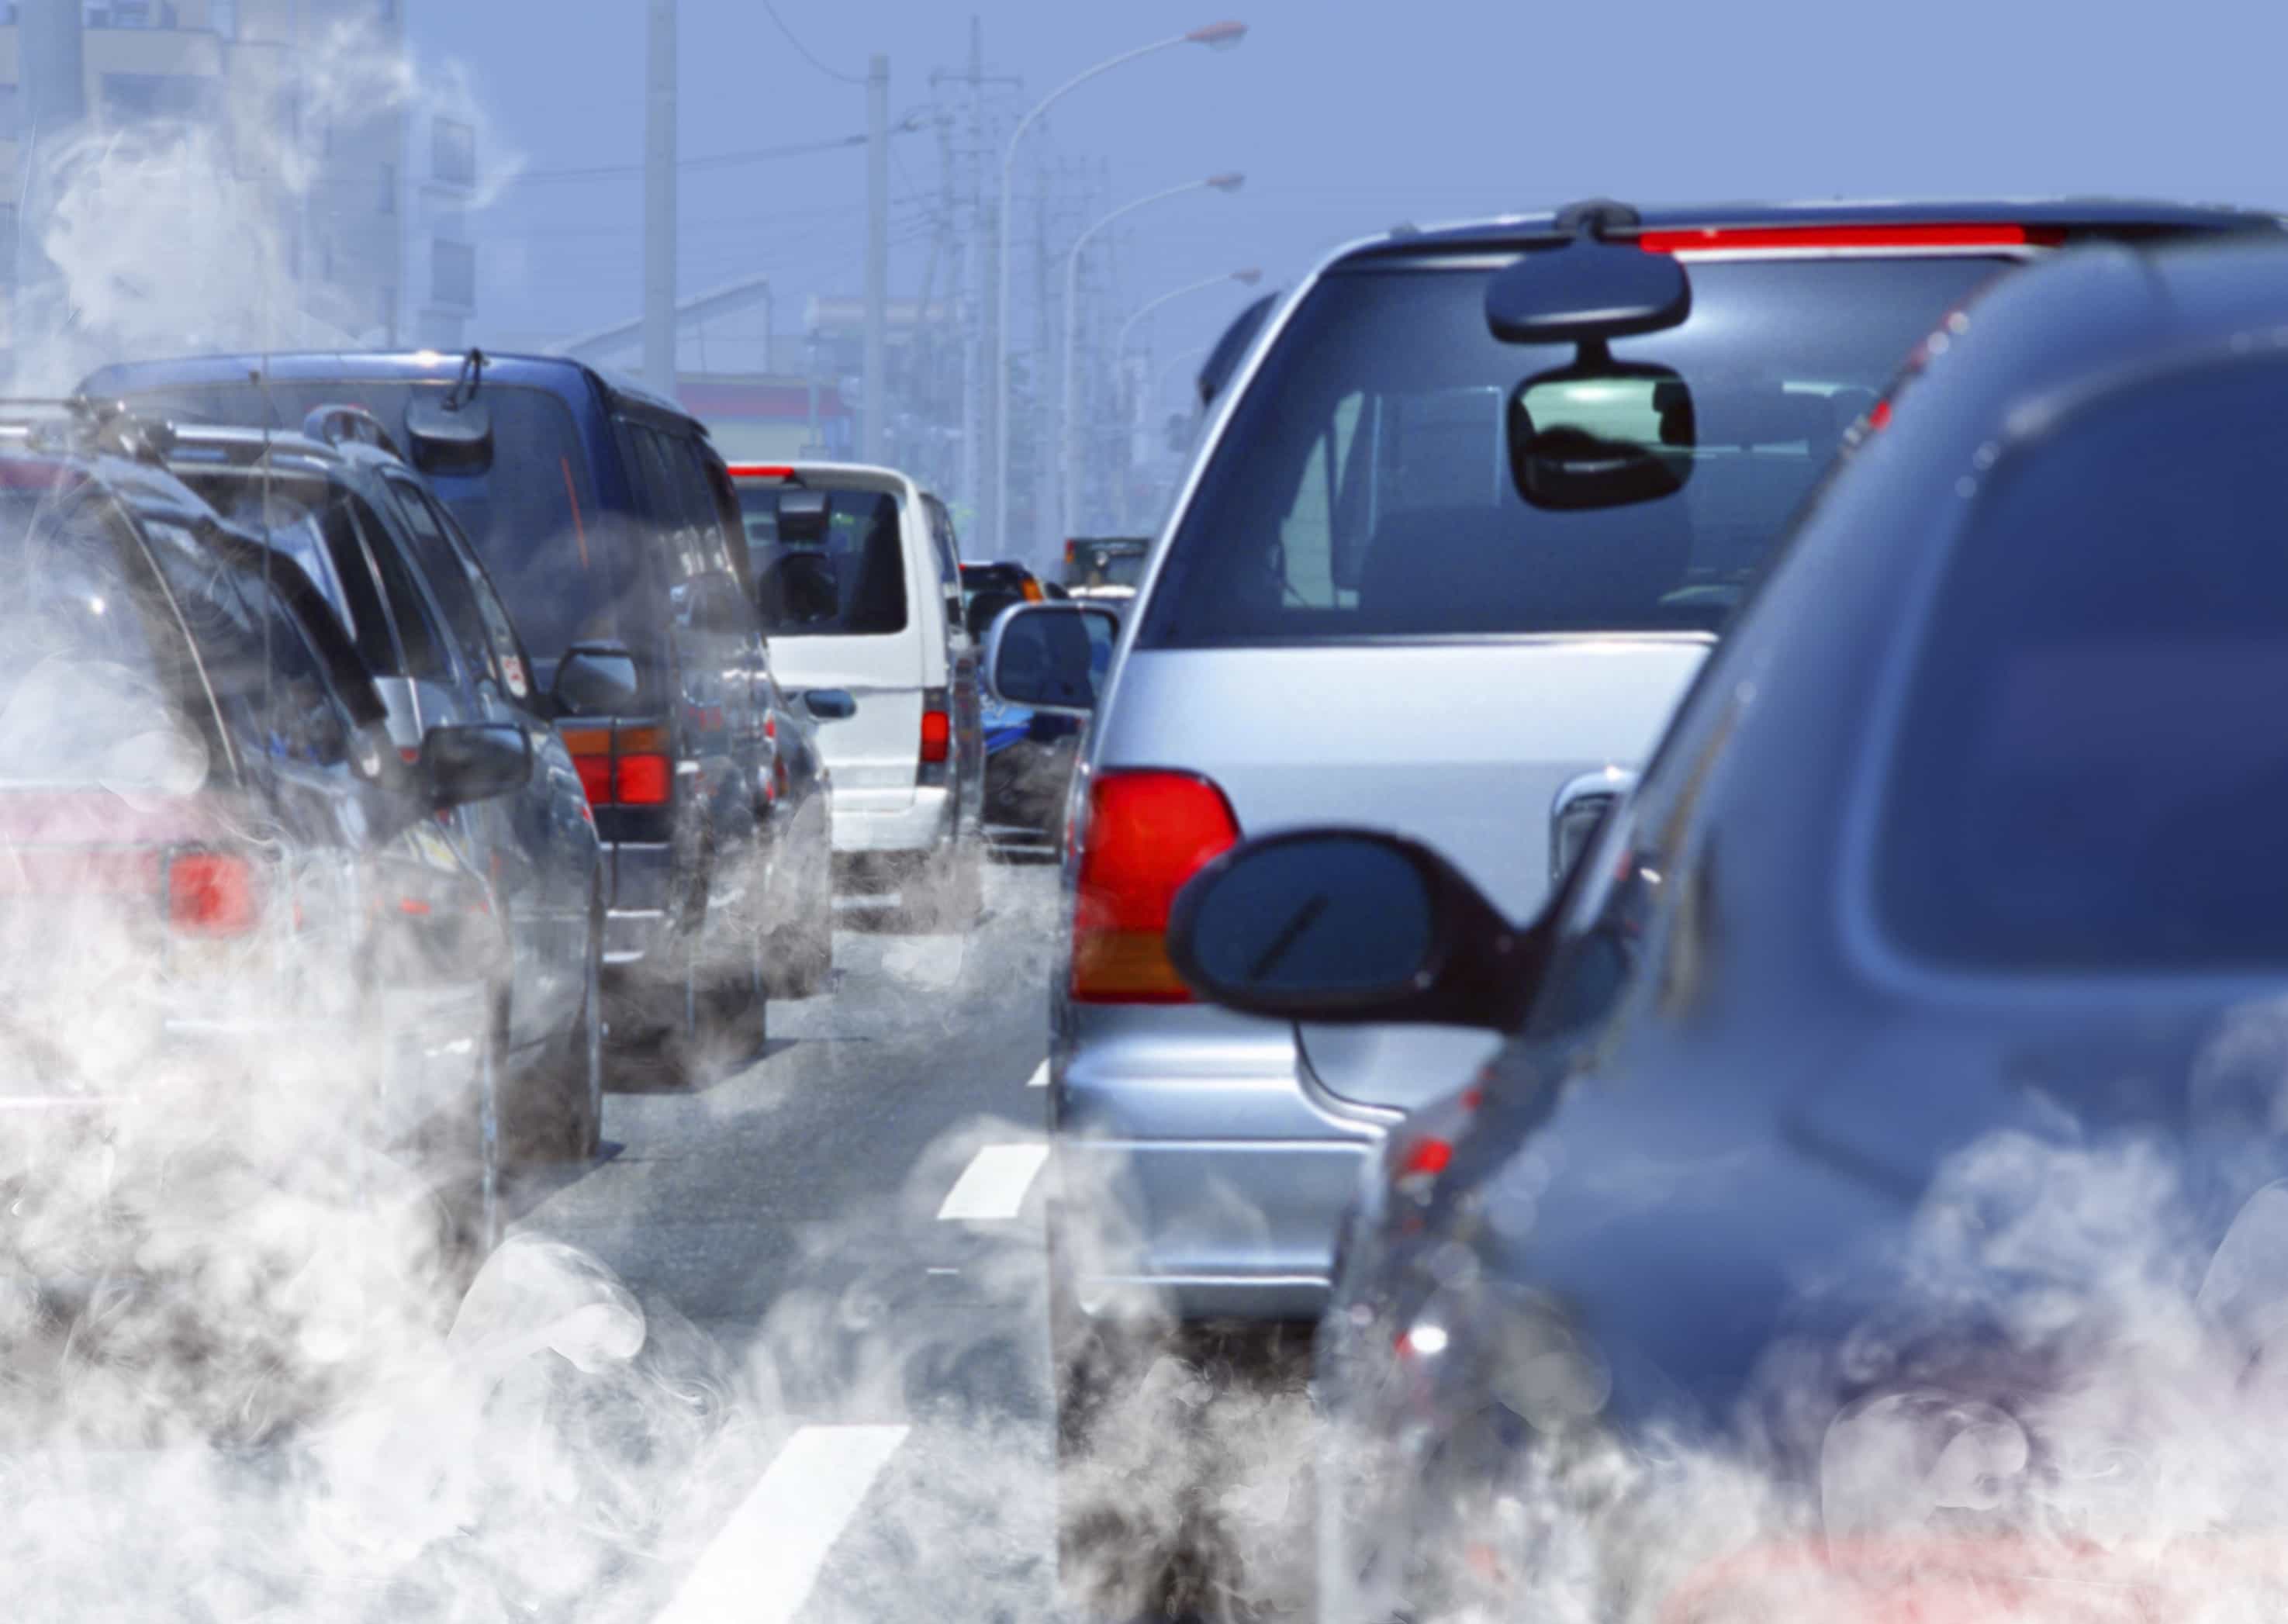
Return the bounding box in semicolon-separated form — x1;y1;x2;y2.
991;20;1246;558
1059;183;1245;537
1104;269;1261;529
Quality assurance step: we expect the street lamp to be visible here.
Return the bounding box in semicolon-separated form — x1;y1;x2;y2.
1060;180;1246;537
991;21;1248;555
1115;267;1263;361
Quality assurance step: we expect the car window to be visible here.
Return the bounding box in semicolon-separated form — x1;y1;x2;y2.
1140;257;2006;648
104;379;617;660
625;423;704;582
1876;358;2288;969
347;491;454;685
736;484;909;637
385;474;537;704
0;493;213;791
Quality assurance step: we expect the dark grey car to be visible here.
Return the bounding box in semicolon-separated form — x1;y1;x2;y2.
1165;236;2288;1620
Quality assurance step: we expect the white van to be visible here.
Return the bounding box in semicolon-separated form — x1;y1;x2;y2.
727;461;985;925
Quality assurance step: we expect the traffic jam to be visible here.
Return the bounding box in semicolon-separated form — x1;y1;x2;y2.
15;6;2288;1624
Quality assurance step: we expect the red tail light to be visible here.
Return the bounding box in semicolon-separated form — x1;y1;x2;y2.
166;852;260;937
1637;223;2062;255
920;709;951;765
564;723;673;807
1070;770;1239;1003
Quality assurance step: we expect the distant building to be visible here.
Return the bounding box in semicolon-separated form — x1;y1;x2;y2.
0;0;469;353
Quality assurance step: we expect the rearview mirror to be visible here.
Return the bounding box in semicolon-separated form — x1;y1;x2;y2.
1165;828;1544;1030
421;722;532;809
800;688;856;722
405;393;493;475
1509;362;1692;512
551;641;641;717
1484;237;1689;346
984;603;1119;716
775;488;831;544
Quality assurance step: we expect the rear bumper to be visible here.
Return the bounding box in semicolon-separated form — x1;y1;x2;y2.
831;786;952;857
1052;1006;1395;1324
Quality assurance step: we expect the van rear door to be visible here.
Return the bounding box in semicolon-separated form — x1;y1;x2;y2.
734;472;923;814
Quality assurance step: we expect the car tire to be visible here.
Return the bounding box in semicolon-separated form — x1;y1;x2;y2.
506;902;605;1164
441;997;505;1291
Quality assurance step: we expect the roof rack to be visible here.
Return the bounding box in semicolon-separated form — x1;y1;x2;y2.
0;397;177;468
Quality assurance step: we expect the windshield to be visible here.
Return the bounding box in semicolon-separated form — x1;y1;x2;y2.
1878;358;2288;969
736;484;908;635
105;379;615;658
1139;255;2005;648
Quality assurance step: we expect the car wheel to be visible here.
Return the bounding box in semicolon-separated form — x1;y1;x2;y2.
442;997;505;1290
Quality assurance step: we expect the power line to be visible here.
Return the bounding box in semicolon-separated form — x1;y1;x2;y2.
517;132;867;184
760;1;866;86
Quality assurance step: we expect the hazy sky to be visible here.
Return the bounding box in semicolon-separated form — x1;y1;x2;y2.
415;0;2288;406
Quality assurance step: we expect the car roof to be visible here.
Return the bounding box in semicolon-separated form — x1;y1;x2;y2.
81;349;696;427
1341;195;2286;264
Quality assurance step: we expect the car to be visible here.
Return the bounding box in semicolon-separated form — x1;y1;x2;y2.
727;462;985;930
1159;232;2288;1620
981;194;2288;1598
1058;536;1148;593
0;406;529;1312
81;351;792;1071
154;410;607;1161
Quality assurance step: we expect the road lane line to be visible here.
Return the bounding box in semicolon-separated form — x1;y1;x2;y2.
1025;1059;1049;1089
655;1422;908;1624
935;1143;1049;1221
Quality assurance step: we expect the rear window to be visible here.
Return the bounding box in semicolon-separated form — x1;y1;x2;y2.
1876;359;2288;969
736;485;907;636
0;491;199;790
1139;255;2005;649
104;380;614;658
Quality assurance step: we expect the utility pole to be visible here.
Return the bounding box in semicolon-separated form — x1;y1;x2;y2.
862;52;889;463
13;0;86;358
642;0;679;399
1032;161;1059;565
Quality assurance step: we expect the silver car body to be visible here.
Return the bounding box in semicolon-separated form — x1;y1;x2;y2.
1050;243;1711;1325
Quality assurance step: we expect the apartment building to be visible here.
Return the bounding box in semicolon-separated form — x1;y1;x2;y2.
1;0;475;350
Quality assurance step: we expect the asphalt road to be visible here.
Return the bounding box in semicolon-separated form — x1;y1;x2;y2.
508;861;1070;1623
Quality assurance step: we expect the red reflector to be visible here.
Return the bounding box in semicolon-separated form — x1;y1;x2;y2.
613;752;672;806
1638;223;2062;254
397;896;433;917
168;852;259;936
1867;399;1894;432
574;755;612;805
920;709;951;764
1070;771;1240;1004
1401;1138;1453;1177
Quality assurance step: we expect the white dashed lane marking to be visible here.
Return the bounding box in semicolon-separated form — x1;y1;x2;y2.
935;1143;1049;1221
655;1423;909;1624
1025;1059;1049;1089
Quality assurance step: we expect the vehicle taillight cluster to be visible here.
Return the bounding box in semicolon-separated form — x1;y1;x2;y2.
165;850;261;937
1069;769;1239;1003
918;689;952;785
564;723;673;808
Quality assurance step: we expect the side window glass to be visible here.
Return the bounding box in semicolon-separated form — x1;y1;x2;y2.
345;493;452;684
629;426;699;582
217;587;354;772
382;476;494;686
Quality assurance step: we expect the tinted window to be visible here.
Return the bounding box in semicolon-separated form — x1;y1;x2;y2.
1140;257;2004;648
385;474;536;702
737;485;908;636
0;492;205;790
350;492;453;683
105;380;616;659
1878;360;2288;969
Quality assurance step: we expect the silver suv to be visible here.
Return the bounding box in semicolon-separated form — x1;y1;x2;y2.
986;198;2281;1417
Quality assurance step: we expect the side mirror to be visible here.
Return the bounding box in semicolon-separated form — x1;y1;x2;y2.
421;721;532;809
1484;237;1689;346
552;641;641;717
1165;828;1544;1031
984;602;1118;716
800;688;856;722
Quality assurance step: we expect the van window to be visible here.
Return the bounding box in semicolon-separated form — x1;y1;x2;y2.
1141;257;2006;648
737;485;908;636
98;378;616;659
383;472;524;693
